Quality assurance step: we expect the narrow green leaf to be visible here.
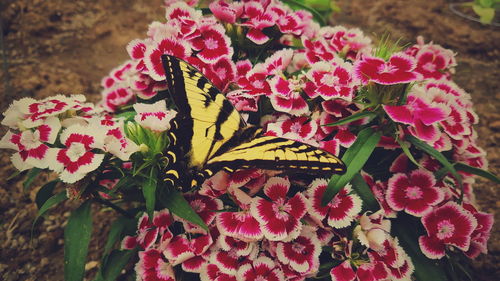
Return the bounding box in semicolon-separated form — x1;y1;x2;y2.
164;190;208;231
396;139;422;168
64;201;93;281
350;173;379;212
100;249;137;281
7;170;22;180
407;135;462;191
115;110;137;121
23;167;42;191
472;5;495;23
35;180;58;209
103;217;128;256
322;128;382;206
322;111;377;127
454;162;500;183
393;215;447;281
143;168;158;218
33;191;67;227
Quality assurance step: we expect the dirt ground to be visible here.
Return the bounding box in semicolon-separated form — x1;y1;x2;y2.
0;0;498;280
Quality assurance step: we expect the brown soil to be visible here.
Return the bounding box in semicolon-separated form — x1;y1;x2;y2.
0;0;498;280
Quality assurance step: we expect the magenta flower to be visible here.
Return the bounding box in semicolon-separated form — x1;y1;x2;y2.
182;194;223;234
101;86;135;112
306;60;357;101
386;169;444;216
419;202;478;259
241;1;277;44
216;210;263;242
383;92;450;142
368;238;414;280
209;0;243;24
266;115;318;143
210;235;257;275
191;25;233;64
303;38;336;64
135;249;175;281
236;256;285;281
144;38;191;81
307;179;362;228
164;233;213;266
321;26;372;60
122;210;173;250
0;117;60;171
268;76;308;116
406;37;456;80
133;100;177;132
250;177;307;241
330;261;356;281
226;90;259;112
274;227;321;274
354;53;419;85
330;260;388;281
201;263;237;281
463;203;494;259
47;124;106;183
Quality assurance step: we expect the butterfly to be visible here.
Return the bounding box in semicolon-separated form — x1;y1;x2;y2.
160;55;346;189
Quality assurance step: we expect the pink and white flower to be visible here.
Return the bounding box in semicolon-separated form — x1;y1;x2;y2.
210;235;257;275
462;203;494;259
307;179;362;228
191;25;233;64
236;256;285;281
386;169;444;216
135;248;175;281
268;76;309;116
266;115;318;142
122;209;173;250
164;233;213;265
46;124;106;183
201;263;237;281
0;117;61;171
250;177;307;241
368;238;414;281
133;100;177;132
209;0;244;24
354;53;419;85
182;194;223;233
226;90;260;112
354;211;391;251
241;1;277;45
143;38;191;81
306;60;357;101
274;227;321;274
419;202;478;259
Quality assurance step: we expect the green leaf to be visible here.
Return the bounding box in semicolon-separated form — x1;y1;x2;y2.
350;173;379;212
103;217;128;256
23;167;41;191
99;249;137;281
393;215;447;281
143;167;158;218
115;110;137;121
163;190;208;231
322;111;377;127
407;135;463;192
7;170;22;181
35;180;58;209
33;191;67;228
322;128;382;206
64;201;93;281
396;139;422;168
472;4;495;23
455;163;499;183
282;0;326;26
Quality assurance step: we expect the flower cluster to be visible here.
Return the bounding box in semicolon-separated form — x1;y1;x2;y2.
0;0;494;280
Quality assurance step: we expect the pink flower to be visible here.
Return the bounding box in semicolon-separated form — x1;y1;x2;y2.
354;53;419;85
362;172;396;218
135;249;175;281
133;100;177;132
226;90;260;112
191;25;233;63
354;211;391;251
209;0;243;23
164;233;213;265
330;261;355;281
307;179;362;228
383;90;450;142
216;210;263;242
266;115;318;141
462;203;494;259
210;235;257;275
368;238;414;281
274;227;321;274
0;117;60;171
250;177;307;241
419;202;478;259
236;256;285;281
303;38;336;64
241;1;277;44
237;63;272;97
143;38;191;81
122;210;173;250
386;169;444;216
200;263;237;281
406;37;456;80
263;49;294;75
306;60;357;101
182;194;223;233
330;260;388;281
204;57;237;91
268;76;309;116
47;124;106;183
101;86;135;112
320;26;372;60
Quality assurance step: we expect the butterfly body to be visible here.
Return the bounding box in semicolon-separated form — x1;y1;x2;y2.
161;55;346;190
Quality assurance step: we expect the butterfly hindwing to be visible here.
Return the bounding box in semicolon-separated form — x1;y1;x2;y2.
162;55;244;168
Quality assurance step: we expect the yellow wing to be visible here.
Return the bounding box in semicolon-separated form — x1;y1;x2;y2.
162;55;244;168
206;134;346;174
